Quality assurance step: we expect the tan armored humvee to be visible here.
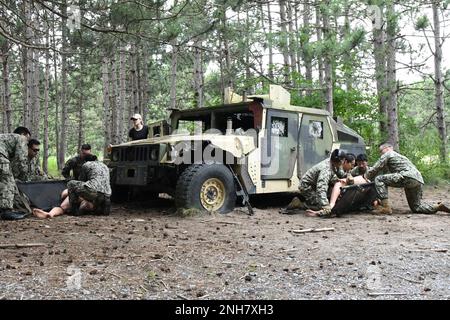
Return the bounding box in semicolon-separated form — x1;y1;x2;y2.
107;85;365;213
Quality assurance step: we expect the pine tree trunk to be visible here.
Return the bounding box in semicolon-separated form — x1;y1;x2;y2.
22;0;33;130
43;23;50;174
373;3;388;136
322;3;334;115
77;61;84;151
110;54;118;144
119;47;126;141
302;2;313;95
315;3;324;88
386;2;399;150
286;1;297;82
52;9;59;165
432;1;448;163
32;47;41;138
58;1;68;169
193;39;204;108
267;2;274;80
169;41;178;110
222;11;233;89
279;0;290;85
1;42;12;132
102;56;111;150
141;51;149;122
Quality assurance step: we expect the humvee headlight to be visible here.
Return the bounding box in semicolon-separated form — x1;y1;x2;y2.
112;150;120;162
150;148;158;161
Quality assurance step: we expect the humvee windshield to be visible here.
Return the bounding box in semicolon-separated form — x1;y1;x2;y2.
173;104;259;134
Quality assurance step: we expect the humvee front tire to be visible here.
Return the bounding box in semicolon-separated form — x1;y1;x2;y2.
175;164;237;214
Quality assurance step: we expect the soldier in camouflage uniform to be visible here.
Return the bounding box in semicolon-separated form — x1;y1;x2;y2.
61;144;92;180
12;139;48;182
282;149;347;216
67;154;112;215
33;154;111;219
0;127;31;220
351;154;371;177
12;139;47;215
365;143;450;214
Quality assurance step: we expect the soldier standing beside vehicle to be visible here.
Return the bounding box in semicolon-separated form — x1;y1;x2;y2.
0;127;31;220
62;144;92;180
366;142;450;214
129;113;149;141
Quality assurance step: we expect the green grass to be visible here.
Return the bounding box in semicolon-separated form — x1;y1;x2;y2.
42;156;62;179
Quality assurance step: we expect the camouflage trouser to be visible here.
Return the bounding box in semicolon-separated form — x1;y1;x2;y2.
374;173;436;214
0;161;15;210
298;183;327;211
67;180;109;215
13;185;32;214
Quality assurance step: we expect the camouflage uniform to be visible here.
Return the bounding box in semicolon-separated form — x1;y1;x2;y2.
298;159;340;210
68;161;112;215
0;134;28;211
11;156;47;214
365;150;436;214
12;156;48;182
351;166;371;177
62;155;85;180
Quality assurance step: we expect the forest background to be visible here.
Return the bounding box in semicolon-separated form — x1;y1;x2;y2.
0;0;449;182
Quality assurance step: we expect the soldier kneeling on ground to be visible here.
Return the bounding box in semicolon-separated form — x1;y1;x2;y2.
33;154;111;218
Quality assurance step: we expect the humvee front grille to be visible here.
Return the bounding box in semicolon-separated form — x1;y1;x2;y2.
115;146;157;162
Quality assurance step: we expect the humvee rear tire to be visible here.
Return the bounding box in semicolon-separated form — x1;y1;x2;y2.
175;164;237;214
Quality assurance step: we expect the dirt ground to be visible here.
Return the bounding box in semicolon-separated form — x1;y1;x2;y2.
0;185;449;300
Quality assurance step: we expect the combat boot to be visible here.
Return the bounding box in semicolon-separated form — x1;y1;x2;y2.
93;195;111;216
371;199;392;214
280;197;306;214
435;202;450;213
0;209;28;220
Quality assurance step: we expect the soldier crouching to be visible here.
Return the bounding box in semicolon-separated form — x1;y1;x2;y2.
67;154;112;216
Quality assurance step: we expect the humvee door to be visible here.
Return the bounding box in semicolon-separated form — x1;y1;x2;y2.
297;114;334;177
261;109;298;180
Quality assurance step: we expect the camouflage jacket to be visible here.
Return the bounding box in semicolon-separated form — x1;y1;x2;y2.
26;157;48;181
12;156;48;181
300;159;340;207
365;150;424;184
0;133;28;181
79;161;112;196
62;155;85;180
351;166;372;177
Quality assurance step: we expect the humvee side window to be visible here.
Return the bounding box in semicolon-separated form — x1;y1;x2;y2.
271;117;288;137
309;120;323;139
178;120;205;134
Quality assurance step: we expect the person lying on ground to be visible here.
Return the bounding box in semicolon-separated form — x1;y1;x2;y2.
32;189;95;219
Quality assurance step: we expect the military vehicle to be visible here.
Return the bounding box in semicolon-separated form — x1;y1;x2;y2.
107;85;365;213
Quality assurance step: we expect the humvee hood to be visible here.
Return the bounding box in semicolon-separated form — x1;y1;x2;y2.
112;133;256;158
